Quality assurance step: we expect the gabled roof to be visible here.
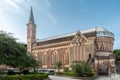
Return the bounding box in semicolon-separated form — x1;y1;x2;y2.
37;32;76;42
37;27;112;42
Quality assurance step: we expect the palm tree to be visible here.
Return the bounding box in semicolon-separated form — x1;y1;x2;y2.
55;62;62;72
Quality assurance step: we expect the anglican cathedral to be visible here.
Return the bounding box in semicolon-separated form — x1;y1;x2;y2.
27;7;115;74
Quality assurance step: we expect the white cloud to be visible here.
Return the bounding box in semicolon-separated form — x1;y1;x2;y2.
42;0;57;24
27;0;58;24
43;0;52;8
46;12;58;24
0;0;58;42
4;0;20;10
0;0;25;15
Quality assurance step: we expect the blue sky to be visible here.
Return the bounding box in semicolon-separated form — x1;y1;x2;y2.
0;0;120;49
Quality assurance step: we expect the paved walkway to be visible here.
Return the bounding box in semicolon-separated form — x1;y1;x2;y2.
96;74;120;80
48;75;80;80
47;74;120;80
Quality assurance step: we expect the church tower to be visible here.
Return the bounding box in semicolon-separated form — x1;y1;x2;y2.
27;7;36;53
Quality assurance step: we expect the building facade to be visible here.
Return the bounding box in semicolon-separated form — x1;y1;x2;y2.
27;8;115;71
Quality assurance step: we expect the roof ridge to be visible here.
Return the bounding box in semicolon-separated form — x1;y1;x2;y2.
37;27;110;42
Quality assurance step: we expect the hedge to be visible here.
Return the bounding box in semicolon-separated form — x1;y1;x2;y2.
56;71;96;77
56;72;75;76
0;73;48;80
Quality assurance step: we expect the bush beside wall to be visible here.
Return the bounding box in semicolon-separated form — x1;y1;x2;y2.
0;73;48;80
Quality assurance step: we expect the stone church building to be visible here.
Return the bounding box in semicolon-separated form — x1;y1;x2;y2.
27;7;115;71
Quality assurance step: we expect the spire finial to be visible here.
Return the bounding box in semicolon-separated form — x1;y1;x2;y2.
28;6;35;24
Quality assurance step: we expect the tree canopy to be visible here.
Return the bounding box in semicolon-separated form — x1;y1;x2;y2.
114;49;120;60
0;31;38;68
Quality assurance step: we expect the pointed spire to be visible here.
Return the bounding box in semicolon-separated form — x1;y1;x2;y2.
28;6;35;24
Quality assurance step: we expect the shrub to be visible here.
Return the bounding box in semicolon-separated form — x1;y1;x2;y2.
71;61;95;77
63;72;75;76
0;73;48;80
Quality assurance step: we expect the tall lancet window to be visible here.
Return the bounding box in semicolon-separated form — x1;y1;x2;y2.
64;50;69;65
52;51;59;64
42;52;47;65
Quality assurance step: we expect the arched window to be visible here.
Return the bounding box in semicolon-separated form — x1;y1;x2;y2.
52;50;59;64
42;52;47;65
64;50;69;65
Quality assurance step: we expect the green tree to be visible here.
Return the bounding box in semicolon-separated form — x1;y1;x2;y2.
0;31;38;69
0;31;21;67
114;49;120;61
18;52;38;69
